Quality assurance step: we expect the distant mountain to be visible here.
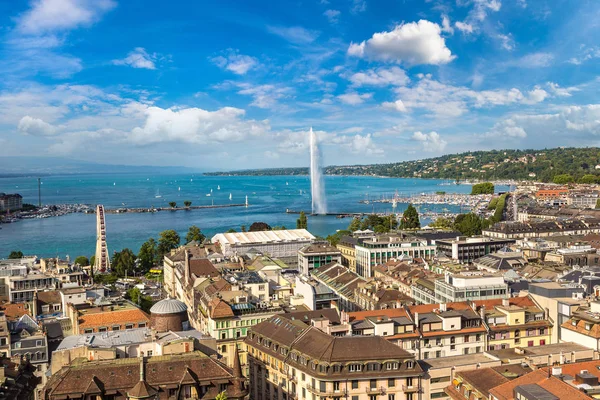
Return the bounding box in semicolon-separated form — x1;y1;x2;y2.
0;157;198;176
204;147;600;183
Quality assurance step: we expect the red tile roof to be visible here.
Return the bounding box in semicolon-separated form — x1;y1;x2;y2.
78;308;149;330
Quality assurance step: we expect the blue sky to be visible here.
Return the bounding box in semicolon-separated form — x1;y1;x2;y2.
1;0;599;170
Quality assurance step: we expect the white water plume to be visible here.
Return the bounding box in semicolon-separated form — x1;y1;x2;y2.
309;127;327;214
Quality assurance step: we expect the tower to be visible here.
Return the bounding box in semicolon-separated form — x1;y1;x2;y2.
94;205;110;272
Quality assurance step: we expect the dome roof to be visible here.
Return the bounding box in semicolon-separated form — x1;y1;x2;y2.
150;298;188;315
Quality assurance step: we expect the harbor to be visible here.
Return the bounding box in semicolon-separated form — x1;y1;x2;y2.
104;203;248;214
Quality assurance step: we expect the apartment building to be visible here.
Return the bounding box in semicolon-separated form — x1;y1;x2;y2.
434;272;509;303
355;235;436;278
66;301;150;334
474;297;552;350
0;193;22;212
561;301;600;351
348;309;420;354
483;218;600;239
337;235;358;272
435;236;516;263
297;242;342;275
568;191;600;208
246;315;424;400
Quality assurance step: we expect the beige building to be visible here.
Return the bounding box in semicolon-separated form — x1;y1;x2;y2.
246;315;424;400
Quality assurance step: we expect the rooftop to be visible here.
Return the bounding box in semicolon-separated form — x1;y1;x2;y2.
212;229;315;245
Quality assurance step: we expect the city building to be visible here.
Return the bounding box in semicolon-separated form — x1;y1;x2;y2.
445;363;531;400
0;193;22;212
355;234;436;278
348;308;420;354
337;235;358;272
561;301;600;351
0;355;39;400
297;242;342;275
43;350;247;400
474;297;552;350
483;219;600;239
411;278;437;305
246;315;424;400
473;250;527;273
568;191;600;208
163;243;221;300
535;187;569;202
435;236;516;263
353;281;414;310
212;229;315;259
65;300;150;334
434;272;509;303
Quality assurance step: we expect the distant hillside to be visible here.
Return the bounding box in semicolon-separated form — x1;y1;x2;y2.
204;147;600;182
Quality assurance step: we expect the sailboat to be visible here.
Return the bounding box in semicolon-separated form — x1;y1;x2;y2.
155;189;162;198
229;193;232;200
178;186;181;192
210;188;213;193
217;185;221;190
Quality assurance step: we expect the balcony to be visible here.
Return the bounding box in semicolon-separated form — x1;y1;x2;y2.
402;385;423;393
366;386;386;395
306;384;347;397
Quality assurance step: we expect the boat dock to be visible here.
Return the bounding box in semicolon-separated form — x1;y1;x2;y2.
105;204;248;214
286;209;368;218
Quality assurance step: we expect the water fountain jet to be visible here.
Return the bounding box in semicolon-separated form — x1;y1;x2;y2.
309;127;327;214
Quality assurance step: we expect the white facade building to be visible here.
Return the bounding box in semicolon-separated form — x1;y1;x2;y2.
212;229;315;258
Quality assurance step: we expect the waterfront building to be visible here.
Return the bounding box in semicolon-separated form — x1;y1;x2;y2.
43;350;247;400
434;272;509;303
483;218;600;239
435;236;516;263
0;193;22;212
295;263;366;312
7;270;55;303
474;297;552;350
245;315;424;400
297;242;341;275
354;234;436;278
535;187;569;202
211;229;315;260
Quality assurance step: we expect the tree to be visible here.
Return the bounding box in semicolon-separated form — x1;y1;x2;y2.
430;217;454;230
157;229;180;259
241;225;247;232
168;201;177;208
347;217;362;232
125;287;153;313
296;211;308;229
8;251;23;259
112;248;137;277
186;225;206;244
596;199;600;209
74;256;89;266
579;174;599;184
326;229;350;246
215;391;228;400
553;174;574;184
90;255;96;268
454;213;483;236
183;200;192;208
226;228;237;233
400;204;420;229
249;222;271;231
138;238;158;273
471;182;494;195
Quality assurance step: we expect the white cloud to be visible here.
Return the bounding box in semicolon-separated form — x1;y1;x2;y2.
455;21;474;34
211;51;258;75
267;26;320;44
233;82;293;109
382;100;408;112
337;92;373;105
17;116;58;136
348;66;410;87
348;134;383;155
351;0;367;14
471;0;502;22
347;20;455;66
323;9;341;24
16;0;116;34
546;82;578;97
412;131;447;152
484;119;527;138
112;48;158;70
523;87;548;104
497;33;514;50
507;52;554;68
517;0;527;8
568;46;600;65
441;15;454;34
264;151;280;159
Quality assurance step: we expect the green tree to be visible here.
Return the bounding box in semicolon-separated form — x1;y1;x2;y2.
215;391;228;400
183;200;192;207
249;222;271;231
74;256;89;266
138;238;158;273
487;197;499;210
296;211;308;229
8;250;23;259
579;174;599;184
596;199;600;209
112;248;137;277
185;225;206;244
471;182;494;195
454;213;483;236
430;217;454;230
125;287;153;313
553;174;574;184
157;229;180;259
168;201;177;208
90;255;96;268
326;229;351;246
241;225;247;232
226;228;237;233
400;204;420;229
348;217;362;232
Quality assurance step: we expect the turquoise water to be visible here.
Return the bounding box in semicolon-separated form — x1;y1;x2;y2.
0;173;495;258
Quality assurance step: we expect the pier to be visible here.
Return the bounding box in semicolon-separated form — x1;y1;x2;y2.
104;204;248;214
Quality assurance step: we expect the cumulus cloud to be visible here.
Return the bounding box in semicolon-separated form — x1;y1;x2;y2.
17;116;58;136
381;100;408;112
267;26;320;44
348;66;410;87
347;20;455;66
348;133;383;155
211;51;258;75
337;92;373;105
16;0;116;34
455;21;474;34
484;119;527;139
323;9;341;24
546;82;578;97
129;106;270;145
412;131;447;152
112;48;158;70
441;15;454;34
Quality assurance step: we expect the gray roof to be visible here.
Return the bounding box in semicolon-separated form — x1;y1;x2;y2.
149;298;187;315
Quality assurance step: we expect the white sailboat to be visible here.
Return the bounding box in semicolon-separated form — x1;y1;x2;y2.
155;189;162;199
217;185;221;190
229;193;232;200
178;186;181;191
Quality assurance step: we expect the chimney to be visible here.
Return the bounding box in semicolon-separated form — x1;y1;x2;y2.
479;305;485;319
440;303;447;312
341;311;349;325
414;312;419;328
502;298;510;307
139;357;145;381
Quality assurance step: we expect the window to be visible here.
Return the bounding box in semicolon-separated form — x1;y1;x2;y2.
333;382;340;392
370;379;377;389
388;378;395;387
147;350;153;356
349;364;362;372
125;324;134;329
138;323;146;328
423;352;429;359
388;395;395;400
36;340;43;347
99;327;107;333
112;325;120;331
352;381;358;389
84;329;93;334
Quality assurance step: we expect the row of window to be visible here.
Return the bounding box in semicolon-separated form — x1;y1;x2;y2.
82;322;146;334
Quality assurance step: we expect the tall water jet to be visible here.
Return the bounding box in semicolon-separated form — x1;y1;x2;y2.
309;127;327;214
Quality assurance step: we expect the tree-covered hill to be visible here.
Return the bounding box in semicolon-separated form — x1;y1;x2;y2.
205;147;600;182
